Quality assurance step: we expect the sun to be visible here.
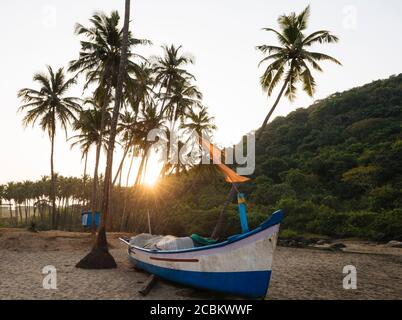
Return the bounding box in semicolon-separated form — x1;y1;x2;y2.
142;154;162;186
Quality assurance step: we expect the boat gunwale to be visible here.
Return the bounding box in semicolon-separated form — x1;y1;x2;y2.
128;210;284;255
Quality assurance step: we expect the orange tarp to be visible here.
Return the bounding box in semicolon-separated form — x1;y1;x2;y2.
201;138;250;184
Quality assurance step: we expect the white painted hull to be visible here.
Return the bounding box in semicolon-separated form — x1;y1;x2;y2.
124;210;284;297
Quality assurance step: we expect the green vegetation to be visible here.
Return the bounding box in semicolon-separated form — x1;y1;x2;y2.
253;74;402;241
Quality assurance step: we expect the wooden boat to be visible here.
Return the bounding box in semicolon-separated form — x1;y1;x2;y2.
120;209;283;298
120;139;284;298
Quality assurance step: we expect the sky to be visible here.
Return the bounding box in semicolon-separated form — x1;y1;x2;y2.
1;0;402;184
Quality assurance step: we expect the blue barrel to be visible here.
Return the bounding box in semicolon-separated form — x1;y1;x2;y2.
81;211;101;228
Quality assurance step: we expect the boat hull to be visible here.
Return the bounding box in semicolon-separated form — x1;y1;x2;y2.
126;210;283;298
130;256;272;297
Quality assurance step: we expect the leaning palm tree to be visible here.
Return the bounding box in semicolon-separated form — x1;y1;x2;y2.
256;6;341;138
18;66;81;228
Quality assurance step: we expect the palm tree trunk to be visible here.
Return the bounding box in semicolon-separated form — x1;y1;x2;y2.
82;152;88;209
142;156;149;183
112;144;130;186
18;205;23;224
90;139;102;234
83;152;88;180
256;79;289;140
159;79;173;117
134;148;148;186
24;200;28;224
50;122;57;229
8;203;12;220
112;108;138;186
118;167;123;187
120;152;135;231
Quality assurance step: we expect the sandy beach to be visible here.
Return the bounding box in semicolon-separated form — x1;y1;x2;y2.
0;228;401;300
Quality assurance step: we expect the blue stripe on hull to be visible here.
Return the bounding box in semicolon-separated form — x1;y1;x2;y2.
129;256;271;298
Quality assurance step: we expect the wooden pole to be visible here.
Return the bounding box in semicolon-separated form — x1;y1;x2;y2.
210;184;237;240
147;209;152;234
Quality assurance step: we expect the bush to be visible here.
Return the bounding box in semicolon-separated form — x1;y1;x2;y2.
371;209;402;241
280;229;299;239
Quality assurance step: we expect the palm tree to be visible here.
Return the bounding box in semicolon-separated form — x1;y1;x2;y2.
69;10;150;152
70;9;149;238
153;45;195;117
113;62;156;185
77;0;132;269
18;66;81;228
70;101;110;232
3;184;14;220
134;105;165;186
165;77;202;129
124;61;155;116
181;106;217;138
256;6;341;139
178;106;217;171
113;109;136;186
69;10;150;92
0;185;4;205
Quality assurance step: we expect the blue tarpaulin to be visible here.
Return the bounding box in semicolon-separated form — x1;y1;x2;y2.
81;211;100;227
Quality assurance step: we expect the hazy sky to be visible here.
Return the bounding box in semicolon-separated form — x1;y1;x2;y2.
1;0;402;184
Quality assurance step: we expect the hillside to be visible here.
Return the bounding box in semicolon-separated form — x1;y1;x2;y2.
153;74;402;241
249;73;402;240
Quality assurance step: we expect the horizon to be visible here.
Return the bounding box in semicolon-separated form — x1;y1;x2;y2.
1;0;402;184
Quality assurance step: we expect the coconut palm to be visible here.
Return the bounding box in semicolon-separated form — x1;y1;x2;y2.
133;105;165;186
70;9;150;237
76;0;132;269
18;66;81;228
70;100;111;232
0;185;4;205
172;106;217;173
113;110;135;186
181;106;217;138
153;45;195;116
119;105;165;231
69;10;150;91
113;63;156;185
165;77;203;128
2;184;14;220
69;10;150;142
124;62;156;116
256;6;341;138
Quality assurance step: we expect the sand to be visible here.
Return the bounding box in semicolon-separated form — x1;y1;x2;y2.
0;228;401;300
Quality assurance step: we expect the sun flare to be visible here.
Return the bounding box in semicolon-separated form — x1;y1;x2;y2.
141;154;162;186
